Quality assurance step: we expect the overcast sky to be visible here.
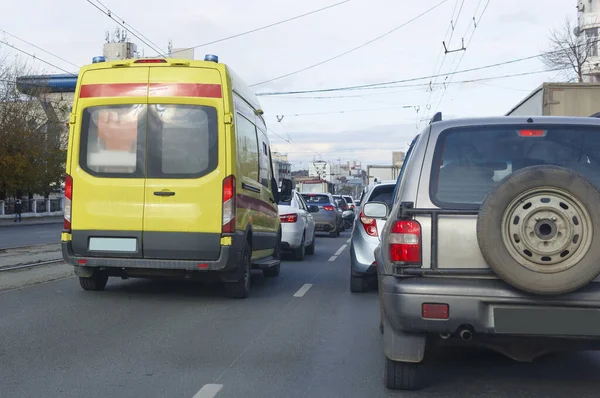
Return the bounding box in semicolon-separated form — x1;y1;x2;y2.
2;0;575;169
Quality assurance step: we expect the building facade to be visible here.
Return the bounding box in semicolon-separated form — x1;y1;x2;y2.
578;0;600;82
272;152;292;187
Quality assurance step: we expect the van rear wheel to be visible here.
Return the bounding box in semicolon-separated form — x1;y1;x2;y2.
225;243;251;299
79;272;108;291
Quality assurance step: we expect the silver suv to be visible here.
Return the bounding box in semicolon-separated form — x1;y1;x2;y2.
368;114;600;391
349;181;396;292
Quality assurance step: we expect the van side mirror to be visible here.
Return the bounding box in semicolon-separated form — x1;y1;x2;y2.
280;178;293;201
363;202;388;219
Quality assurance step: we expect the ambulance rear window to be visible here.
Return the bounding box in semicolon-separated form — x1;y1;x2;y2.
79;104;218;179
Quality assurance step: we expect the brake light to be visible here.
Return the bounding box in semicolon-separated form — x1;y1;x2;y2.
222;175;236;233
389;220;421;264
280;213;298;223
323;205;335;211
360;211;378;237
64;174;73;232
134;59;167;63
518;129;546;137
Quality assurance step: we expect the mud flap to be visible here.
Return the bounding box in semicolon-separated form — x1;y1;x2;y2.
74;266;95;278
383;315;426;363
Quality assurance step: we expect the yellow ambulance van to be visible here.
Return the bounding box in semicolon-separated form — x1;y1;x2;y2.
61;54;292;298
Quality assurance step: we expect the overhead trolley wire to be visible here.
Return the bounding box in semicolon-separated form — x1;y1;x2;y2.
249;0;451;87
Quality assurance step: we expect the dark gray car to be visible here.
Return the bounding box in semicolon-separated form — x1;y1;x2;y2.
301;193;341;237
369;114;600;391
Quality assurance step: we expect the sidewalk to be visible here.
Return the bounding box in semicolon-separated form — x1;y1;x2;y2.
0;213;63;228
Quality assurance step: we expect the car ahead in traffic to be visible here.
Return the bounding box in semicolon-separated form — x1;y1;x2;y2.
343;195;355;211
301;193;341;237
370;113;600;390
333;195;350;231
61;55;292;299
278;190;317;260
349;181;396;293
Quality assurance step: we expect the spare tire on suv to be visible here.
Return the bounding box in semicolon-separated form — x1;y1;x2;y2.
477;165;600;295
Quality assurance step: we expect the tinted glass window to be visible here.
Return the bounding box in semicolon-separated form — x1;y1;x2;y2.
432;125;600;206
302;194;331;204
259;140;270;187
236;114;260;182
368;185;395;207
343;197;353;204
79;104;146;177
147;105;218;178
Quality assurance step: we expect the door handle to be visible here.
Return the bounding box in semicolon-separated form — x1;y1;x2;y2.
154;191;175;197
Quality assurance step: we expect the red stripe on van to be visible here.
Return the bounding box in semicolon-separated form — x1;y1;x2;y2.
148;83;222;98
80;83;148;98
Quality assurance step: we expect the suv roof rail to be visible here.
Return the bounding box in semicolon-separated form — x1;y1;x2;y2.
590;112;600;118
430;112;442;124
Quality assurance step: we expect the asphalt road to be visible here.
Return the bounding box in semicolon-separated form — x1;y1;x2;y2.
0;222;62;249
2;231;600;397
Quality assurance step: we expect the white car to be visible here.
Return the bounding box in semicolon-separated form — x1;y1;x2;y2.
278;190;318;260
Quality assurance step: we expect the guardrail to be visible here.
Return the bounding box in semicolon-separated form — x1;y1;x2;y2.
0;198;64;216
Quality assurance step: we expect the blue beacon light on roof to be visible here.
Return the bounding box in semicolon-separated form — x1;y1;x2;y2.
92;56;106;63
204;54;219;63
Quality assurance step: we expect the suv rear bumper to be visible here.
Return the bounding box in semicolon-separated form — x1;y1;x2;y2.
382;276;600;338
62;231;244;275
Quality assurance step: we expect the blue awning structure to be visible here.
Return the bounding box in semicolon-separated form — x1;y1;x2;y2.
16;74;78;94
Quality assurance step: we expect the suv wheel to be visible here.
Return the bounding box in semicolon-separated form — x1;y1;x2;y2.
478;165;600;295
350;274;366;293
306;233;316;255
225;242;251;298
293;234;306;261
79;272;109;291
329;229;337;238
384;357;422;391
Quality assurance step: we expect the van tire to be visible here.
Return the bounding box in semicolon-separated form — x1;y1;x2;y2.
385;357;423;391
306;233;316;255
79;272;108;291
224;243;251;299
329;229;337;238
477;165;600;295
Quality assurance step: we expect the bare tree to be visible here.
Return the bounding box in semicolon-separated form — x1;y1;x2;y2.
541;18;597;83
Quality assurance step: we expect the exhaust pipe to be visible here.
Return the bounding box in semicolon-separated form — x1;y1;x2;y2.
459;328;473;341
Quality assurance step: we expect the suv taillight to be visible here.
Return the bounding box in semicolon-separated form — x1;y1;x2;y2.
323;205;335;211
389;220;421;264
64;174;73;232
280;213;298;223
222;175;236;233
360;211;378;237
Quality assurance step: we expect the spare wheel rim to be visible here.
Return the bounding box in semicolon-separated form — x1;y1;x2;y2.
501;187;593;274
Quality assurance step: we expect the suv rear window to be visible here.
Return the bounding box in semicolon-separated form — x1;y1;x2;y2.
80;104;218;178
432;125;600;206
302;194;330;204
368;185;395;207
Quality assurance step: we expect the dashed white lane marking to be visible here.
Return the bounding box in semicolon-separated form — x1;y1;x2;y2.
328;255;338;262
193;384;223;398
293;283;313;298
335;244;348;256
